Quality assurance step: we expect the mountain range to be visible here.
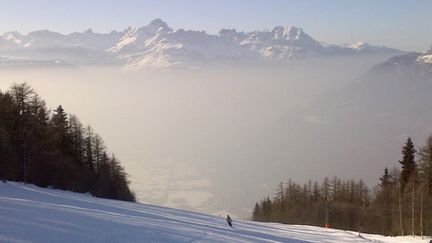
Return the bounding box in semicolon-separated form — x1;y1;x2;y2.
0;19;402;69
299;46;432;135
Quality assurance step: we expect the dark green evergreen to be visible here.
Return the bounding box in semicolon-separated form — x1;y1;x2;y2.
0;83;135;202
399;137;416;192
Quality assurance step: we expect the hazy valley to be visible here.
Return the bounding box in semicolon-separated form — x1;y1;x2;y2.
2;52;424;217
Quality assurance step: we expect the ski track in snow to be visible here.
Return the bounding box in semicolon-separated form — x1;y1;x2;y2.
0;182;429;243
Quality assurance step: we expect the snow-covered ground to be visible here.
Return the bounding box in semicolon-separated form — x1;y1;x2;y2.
0;182;429;243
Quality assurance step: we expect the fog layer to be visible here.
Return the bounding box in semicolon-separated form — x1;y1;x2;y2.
0;55;395;218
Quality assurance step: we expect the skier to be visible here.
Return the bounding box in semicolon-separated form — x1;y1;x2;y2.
226;214;233;227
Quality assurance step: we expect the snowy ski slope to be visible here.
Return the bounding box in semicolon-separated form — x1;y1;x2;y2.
0;182;428;243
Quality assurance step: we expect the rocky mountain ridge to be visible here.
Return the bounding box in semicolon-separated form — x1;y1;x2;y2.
0;19;402;69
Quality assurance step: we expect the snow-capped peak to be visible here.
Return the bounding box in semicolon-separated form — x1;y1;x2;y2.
121;26;138;37
269;25;305;40
417;47;432;64
107;19;174;54
351;41;369;49
2;31;23;44
337;41;399;54
107;27;138;53
418;55;432;63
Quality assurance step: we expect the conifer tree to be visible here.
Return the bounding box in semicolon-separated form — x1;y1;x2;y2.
252;202;261;221
399;137;416;192
51;105;69;147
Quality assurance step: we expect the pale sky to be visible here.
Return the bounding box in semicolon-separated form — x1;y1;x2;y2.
0;0;431;51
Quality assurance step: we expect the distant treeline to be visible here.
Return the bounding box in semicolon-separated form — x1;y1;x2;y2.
0;83;135;202
252;137;432;237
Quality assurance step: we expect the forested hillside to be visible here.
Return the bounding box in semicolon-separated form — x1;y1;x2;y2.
0;83;135;201
252;137;432;237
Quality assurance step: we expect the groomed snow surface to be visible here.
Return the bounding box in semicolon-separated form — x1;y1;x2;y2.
0;182;429;243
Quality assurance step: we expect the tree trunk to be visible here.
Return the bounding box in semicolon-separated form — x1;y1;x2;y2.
325;204;329;228
399;190;404;236
420;193;423;239
411;183;415;237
